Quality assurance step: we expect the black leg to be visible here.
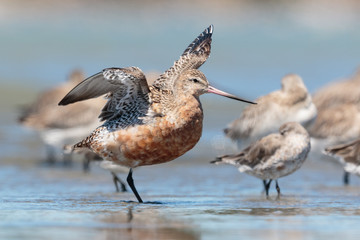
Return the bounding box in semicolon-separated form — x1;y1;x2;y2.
275;180;280;197
112;172;127;192
126;168;143;203
344;171;350;185
119;179;127;192
263;180;267;191
265;179;272;197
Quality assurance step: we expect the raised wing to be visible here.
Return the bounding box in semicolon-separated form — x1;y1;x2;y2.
152;25;213;91
59;67;150;125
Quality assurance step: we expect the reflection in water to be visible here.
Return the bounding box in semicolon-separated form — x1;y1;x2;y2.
97;206;200;240
204;207;313;216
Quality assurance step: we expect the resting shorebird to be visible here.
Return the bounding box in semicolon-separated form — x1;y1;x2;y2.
18;70;105;165
324;139;360;182
309;70;360;184
224;74;316;148
58;25;255;203
212;122;310;197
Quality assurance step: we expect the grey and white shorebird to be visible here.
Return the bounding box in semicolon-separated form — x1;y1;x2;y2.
18;70;105;165
309;69;360;184
212;122;311;197
324;139;360;181
224;74;317;148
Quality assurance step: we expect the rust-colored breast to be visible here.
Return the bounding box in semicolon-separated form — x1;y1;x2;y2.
95;100;204;168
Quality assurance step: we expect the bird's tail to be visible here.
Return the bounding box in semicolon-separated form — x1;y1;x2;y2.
63;138;89;155
63;144;74;154
323;139;360;157
210;153;243;166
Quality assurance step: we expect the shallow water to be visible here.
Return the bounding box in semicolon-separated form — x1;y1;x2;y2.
2;157;360;240
2;1;360;239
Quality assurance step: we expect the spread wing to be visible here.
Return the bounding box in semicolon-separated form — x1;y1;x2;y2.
152;25;213;91
59;67;150;126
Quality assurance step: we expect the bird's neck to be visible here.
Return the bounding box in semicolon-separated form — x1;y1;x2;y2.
150;88;203;119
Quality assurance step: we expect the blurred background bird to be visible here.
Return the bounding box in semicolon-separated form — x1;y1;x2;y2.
224;74;317;149
324;139;360;184
18;69;106;168
308;70;360;184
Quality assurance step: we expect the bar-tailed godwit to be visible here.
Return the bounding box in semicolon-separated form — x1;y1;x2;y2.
212;122;310;197
59;25;255;203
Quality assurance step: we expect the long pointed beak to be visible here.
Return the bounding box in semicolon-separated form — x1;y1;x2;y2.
207;86;256;104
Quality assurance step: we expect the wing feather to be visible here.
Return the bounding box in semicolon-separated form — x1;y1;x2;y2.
213;134;283;168
59;67;150;124
152;25;213;90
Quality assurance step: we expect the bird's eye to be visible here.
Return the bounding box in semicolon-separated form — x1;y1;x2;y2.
190;78;199;83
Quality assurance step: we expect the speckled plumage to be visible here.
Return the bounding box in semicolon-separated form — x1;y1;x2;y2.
59;25;255;202
213;122;310;196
